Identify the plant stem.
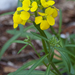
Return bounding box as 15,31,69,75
34,11,38,17
42,40,48,54
51,69,58,75
41,39,50,62
58,9,62,38
51,63,62,75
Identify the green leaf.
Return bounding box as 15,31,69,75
18,44,28,54
65,44,75,47
7,30,40,40
6,30,18,34
24,25,34,32
55,47,72,74
6,25,40,40
50,50,54,62
52,58,62,64
21,33,40,40
59,51,71,74
19,24,24,33
56,47,75,58
45,65,50,75
44,30,52,39
26,54,49,75
8,60,37,75
6,30,19,34
0,32,21,60
8,70,54,75
12,40,29,44
70,64,75,75
0,12,15,16
31,32,48,41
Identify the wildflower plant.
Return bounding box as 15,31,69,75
0,0,75,75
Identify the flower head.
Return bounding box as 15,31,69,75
35,7,58,30
40,0,55,8
22,0,38,12
13,7,30,28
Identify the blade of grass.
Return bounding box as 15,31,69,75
8,70,54,75
12,40,29,44
26,54,49,75
0,12,14,16
18,44,28,54
65,44,75,47
45,64,50,75
9,60,37,75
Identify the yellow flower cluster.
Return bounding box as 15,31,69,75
13,7,30,28
13,0,58,30
35,7,58,30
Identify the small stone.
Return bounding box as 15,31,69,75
11,43,16,49
0,36,7,41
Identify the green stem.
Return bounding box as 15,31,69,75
42,39,50,62
33,22,50,60
58,9,62,38
51,63,62,75
42,39,48,54
34,11,38,17
51,69,58,75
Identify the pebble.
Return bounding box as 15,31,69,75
0,36,7,41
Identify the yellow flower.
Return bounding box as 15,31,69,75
35,7,58,30
41,0,55,8
22,0,38,12
52,7,58,18
13,7,30,28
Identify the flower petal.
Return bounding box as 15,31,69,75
13,13,22,24
52,8,58,18
45,7,54,15
47,16,55,26
13,23,18,29
20,11,30,20
38,12,46,16
30,1,38,12
40,0,55,8
22,0,30,11
40,20,50,30
40,0,47,8
21,20,26,25
46,1,55,6
17,7,23,11
35,16,42,24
